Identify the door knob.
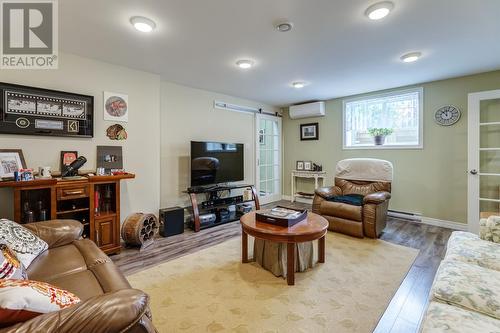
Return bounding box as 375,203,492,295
470,169,478,175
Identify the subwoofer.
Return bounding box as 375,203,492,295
159,207,184,237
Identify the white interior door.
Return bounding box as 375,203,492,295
468,89,500,234
255,113,282,205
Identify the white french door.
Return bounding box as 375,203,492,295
255,113,282,204
468,89,500,234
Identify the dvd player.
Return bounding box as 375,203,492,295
201,195,243,209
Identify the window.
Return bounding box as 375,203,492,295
343,88,423,149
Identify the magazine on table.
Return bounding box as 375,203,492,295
265,207,303,219
255,206,308,227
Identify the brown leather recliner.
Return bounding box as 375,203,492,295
312,158,393,238
1,219,156,333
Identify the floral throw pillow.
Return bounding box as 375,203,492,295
0,219,48,268
0,244,27,280
0,279,81,326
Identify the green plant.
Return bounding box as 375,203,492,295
368,128,394,137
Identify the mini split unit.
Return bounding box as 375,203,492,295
289,101,325,119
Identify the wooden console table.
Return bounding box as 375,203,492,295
0,174,135,255
187,184,260,232
291,170,327,202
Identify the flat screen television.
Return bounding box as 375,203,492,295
190,141,244,187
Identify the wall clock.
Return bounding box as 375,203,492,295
435,105,461,126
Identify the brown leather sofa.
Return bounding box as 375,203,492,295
1,219,156,333
312,158,393,238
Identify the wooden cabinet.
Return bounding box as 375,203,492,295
94,215,119,252
0,174,134,255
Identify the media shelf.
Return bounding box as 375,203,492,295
197,199,256,212
196,212,243,230
186,184,260,232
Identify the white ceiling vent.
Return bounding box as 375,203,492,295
289,101,325,119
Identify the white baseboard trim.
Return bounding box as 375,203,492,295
419,216,468,231
281,196,468,231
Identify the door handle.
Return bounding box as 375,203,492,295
470,169,478,175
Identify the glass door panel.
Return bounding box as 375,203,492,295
479,99,500,221
469,93,500,232
256,114,282,204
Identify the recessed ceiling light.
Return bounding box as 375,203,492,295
365,1,394,20
292,81,307,89
401,52,422,63
276,22,293,32
130,16,156,33
236,59,254,69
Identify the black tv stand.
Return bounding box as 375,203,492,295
186,184,260,232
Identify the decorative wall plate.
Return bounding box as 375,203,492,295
435,105,461,126
103,91,128,122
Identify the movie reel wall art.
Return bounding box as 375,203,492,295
0,82,94,138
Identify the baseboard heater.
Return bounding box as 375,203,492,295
388,209,422,222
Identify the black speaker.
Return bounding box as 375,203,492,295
159,207,184,237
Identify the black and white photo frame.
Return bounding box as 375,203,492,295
300,122,319,141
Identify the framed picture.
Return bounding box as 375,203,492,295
97,146,123,171
0,149,26,179
0,82,94,138
60,151,78,173
296,161,304,170
103,92,128,122
304,161,312,171
300,122,319,141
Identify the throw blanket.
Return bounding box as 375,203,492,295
327,194,364,206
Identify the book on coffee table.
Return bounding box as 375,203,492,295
255,206,307,227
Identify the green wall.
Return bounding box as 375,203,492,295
283,70,500,224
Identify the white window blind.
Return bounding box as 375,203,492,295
343,88,423,149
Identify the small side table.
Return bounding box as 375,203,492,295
291,170,327,202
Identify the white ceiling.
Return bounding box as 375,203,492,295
59,0,500,106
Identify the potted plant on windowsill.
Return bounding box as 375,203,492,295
368,128,394,145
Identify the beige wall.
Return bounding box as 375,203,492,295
160,81,279,208
283,70,500,224
0,53,161,221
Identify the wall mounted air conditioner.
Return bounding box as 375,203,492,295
289,101,325,119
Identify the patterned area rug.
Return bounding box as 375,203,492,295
128,232,418,333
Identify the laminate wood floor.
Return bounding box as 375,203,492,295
112,200,453,333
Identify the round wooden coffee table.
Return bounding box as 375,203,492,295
240,211,328,285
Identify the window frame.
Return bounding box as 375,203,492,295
342,87,424,150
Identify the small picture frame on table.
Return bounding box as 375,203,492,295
60,151,78,174
296,161,304,170
304,161,313,171
0,149,27,180
97,146,123,174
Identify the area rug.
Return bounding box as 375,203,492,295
127,232,418,333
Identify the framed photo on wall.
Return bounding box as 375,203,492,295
0,82,94,138
296,161,304,170
304,161,312,171
300,122,319,141
0,149,26,180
